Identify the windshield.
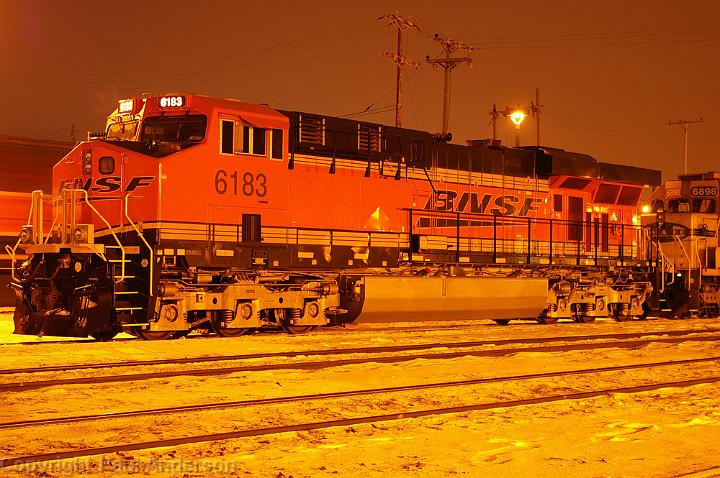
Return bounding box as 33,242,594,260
106,120,139,141
141,115,207,143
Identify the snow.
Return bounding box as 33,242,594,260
1,311,720,477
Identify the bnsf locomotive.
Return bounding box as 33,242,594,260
8,94,669,340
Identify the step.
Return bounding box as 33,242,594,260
115,307,144,311
109,259,131,263
114,291,140,295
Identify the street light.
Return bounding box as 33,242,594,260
503,107,528,147
509,110,526,126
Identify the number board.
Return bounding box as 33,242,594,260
665,188,681,199
158,96,185,108
690,183,718,197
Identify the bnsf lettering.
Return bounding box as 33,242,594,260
93,177,121,193
59,176,155,193
425,190,542,217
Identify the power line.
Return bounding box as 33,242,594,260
1,31,388,94
2,20,380,81
466,25,720,44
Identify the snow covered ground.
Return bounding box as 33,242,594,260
1,311,720,477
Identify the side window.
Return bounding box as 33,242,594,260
220,120,268,156
271,129,283,160
241,126,250,154
252,128,266,156
553,194,563,213
221,120,234,155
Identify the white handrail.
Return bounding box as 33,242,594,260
124,194,154,297
72,189,127,283
6,190,39,282
658,247,674,293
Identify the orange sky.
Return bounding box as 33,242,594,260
0,0,718,180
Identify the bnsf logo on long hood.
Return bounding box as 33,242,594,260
58,176,155,193
424,190,543,217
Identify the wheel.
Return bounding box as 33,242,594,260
571,304,595,323
609,304,631,322
135,329,176,340
536,313,559,325
574,315,596,323
276,309,314,334
209,310,254,337
492,319,511,326
90,329,119,341
281,323,314,334
213,326,254,337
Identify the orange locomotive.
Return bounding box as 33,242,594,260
9,94,660,339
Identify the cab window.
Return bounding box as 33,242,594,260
220,120,284,160
668,199,689,212
692,198,716,213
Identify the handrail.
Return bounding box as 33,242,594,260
674,235,692,291
657,245,675,293
5,242,20,282
72,189,127,283
695,239,703,292
44,198,60,244
124,194,154,297
6,190,38,282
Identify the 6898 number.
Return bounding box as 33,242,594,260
691,186,718,197
214,170,267,197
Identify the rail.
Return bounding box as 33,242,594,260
124,194,154,296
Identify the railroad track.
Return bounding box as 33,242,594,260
2,363,719,469
2,331,719,392
0,322,490,346
1,317,714,347
1,356,717,430
3,327,718,375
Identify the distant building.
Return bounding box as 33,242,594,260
0,135,74,307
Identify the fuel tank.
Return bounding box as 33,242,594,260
354,276,548,323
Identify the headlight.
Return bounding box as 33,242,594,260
19,226,33,244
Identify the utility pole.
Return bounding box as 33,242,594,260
668,118,703,174
530,88,543,147
490,104,500,141
426,34,472,137
379,13,420,128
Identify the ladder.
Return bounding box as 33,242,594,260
106,245,145,315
